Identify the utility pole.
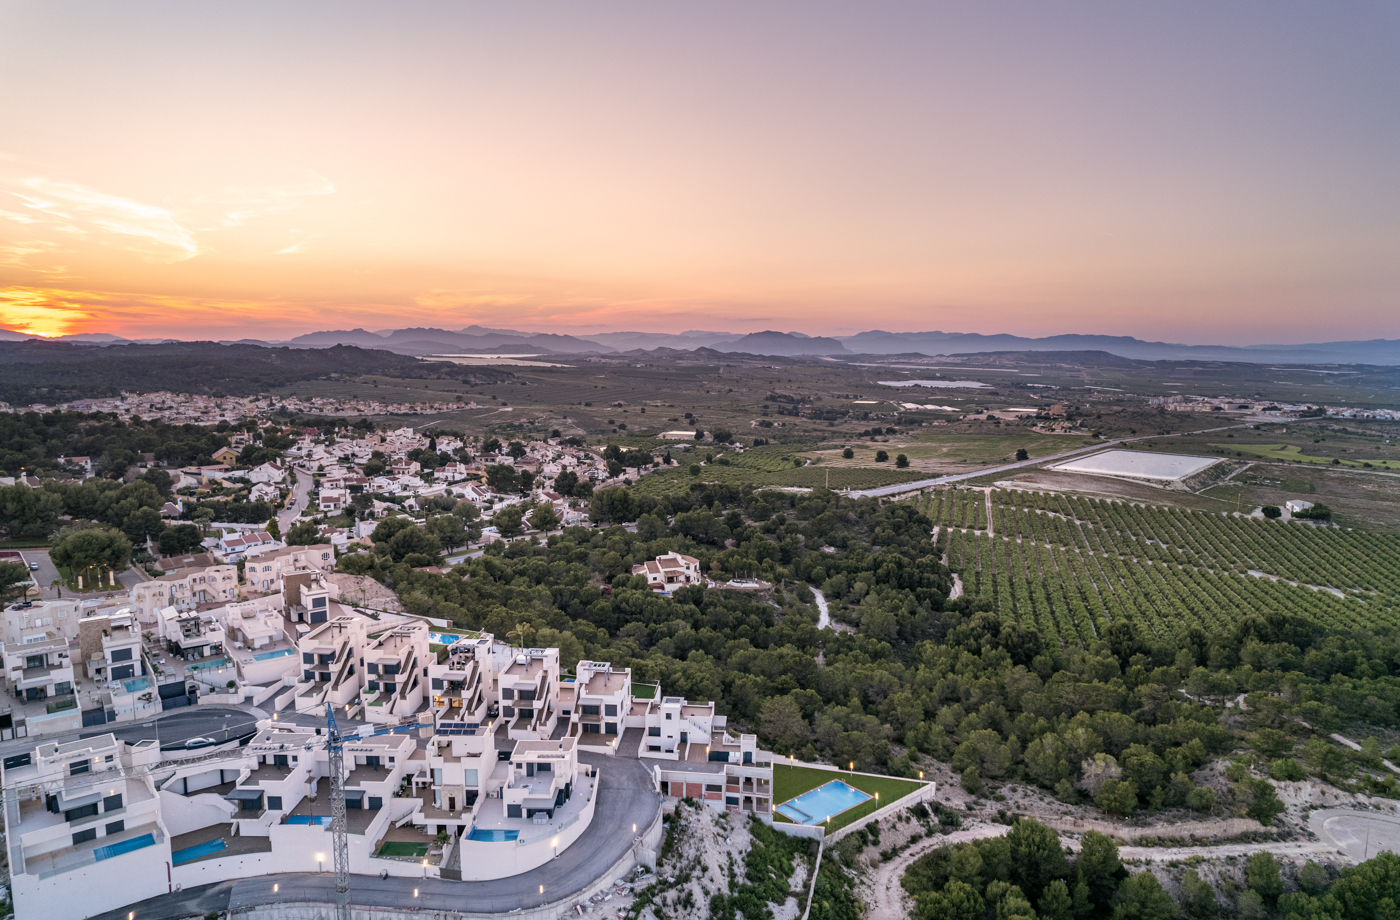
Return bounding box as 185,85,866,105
326,704,351,920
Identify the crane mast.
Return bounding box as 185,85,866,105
326,703,351,920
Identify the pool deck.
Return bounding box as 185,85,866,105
171,824,271,865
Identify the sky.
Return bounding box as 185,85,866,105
2,2,1399,344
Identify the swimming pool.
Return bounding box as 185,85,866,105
775,781,872,825
252,648,295,661
429,633,464,646
188,658,233,673
95,833,157,861
172,838,227,865
285,815,334,826
123,677,150,693
467,827,519,842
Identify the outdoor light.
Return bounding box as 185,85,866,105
414,889,419,898
274,884,279,893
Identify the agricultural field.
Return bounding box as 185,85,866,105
802,431,1090,474
916,487,1400,647
1212,442,1400,470
630,442,928,496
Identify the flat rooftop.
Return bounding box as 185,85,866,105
1050,449,1220,482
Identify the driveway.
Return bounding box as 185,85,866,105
18,549,62,599
89,750,661,920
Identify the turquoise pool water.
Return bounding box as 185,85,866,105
285,816,334,826
95,833,156,861
123,677,150,693
252,648,295,661
467,828,519,842
429,633,464,646
172,838,227,865
775,781,871,825
188,658,233,673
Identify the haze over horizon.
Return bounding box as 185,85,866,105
3,2,1399,344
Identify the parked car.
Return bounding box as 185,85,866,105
27,562,39,571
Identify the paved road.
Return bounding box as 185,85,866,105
848,424,1250,498
19,548,62,599
277,469,313,532
0,706,261,760
89,750,661,920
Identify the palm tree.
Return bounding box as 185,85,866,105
507,621,535,650
50,579,62,599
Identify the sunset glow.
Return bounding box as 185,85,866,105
3,2,1399,344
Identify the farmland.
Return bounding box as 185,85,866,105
917,487,1400,647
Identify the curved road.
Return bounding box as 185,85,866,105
848,424,1250,499
90,750,660,920
278,468,314,533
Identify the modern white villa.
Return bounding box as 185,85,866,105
1,620,776,920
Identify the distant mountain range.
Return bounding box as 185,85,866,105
5,324,1400,364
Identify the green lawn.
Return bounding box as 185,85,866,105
631,682,658,700
771,763,925,832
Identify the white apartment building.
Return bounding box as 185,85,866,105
129,559,238,626
496,646,560,741
2,633,75,703
77,609,145,682
243,543,335,593
361,622,430,724
1,598,81,646
1,733,167,920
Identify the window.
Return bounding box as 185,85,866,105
267,796,283,810
105,820,125,835
303,652,314,664
604,704,617,717
367,662,378,674
648,727,661,737
65,803,99,822
110,647,133,662
72,828,97,845
69,759,91,776
103,793,123,812
501,688,514,700
664,713,672,720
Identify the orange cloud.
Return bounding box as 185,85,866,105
0,288,96,337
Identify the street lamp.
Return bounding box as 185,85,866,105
316,853,325,871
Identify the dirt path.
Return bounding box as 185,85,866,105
864,824,1009,920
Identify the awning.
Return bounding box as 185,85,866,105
224,788,264,802
343,789,366,800
60,792,101,809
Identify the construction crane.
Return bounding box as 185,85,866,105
323,705,425,920
326,703,352,920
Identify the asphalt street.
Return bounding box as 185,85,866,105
0,706,261,760
89,748,662,920
278,469,314,533
18,548,61,599
848,423,1249,498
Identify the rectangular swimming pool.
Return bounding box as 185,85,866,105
172,838,227,865
123,677,150,693
429,633,464,646
285,816,334,826
467,828,519,842
252,648,295,661
775,780,872,825
95,833,157,861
